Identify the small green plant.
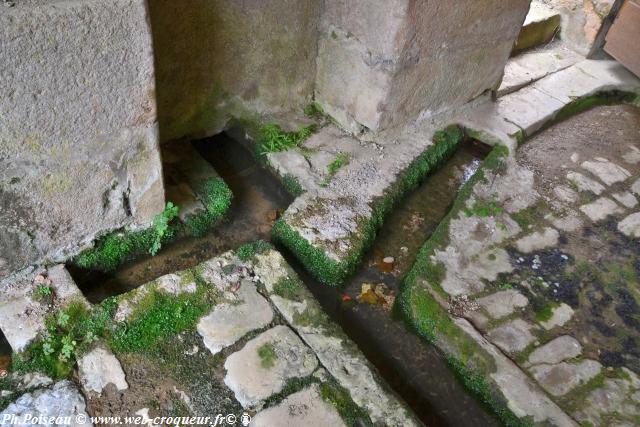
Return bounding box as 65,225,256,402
464,197,503,218
257,343,277,368
259,123,314,155
320,381,373,426
184,178,233,237
150,202,180,256
13,300,115,379
321,152,350,186
236,240,272,262
35,285,53,300
304,102,324,118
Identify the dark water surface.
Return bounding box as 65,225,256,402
70,134,499,426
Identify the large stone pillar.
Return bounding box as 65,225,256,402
0,0,164,279
148,0,323,142
316,0,532,133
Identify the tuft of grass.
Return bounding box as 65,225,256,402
259,123,315,155
13,299,116,379
236,240,273,262
273,125,464,286
257,343,277,369
321,152,351,187
304,102,325,118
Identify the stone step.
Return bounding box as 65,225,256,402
513,2,561,54
499,43,582,96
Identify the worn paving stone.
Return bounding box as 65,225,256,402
0,381,90,426
224,325,318,409
197,280,274,355
618,212,640,238
575,377,640,425
631,178,640,197
515,227,560,253
581,159,631,186
579,197,624,222
566,171,605,195
623,146,640,165
487,319,537,354
250,384,346,427
554,185,579,204
540,303,574,330
526,335,582,366
613,191,638,209
78,346,128,395
530,359,602,396
477,289,529,319
0,265,88,352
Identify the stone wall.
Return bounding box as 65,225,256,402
316,0,532,133
540,0,615,55
0,0,164,280
148,0,322,142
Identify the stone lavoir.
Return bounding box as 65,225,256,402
1,1,640,426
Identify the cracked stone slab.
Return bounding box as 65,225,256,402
567,171,605,195
530,359,602,396
0,381,90,426
487,319,536,354
515,227,560,253
224,325,318,409
250,384,346,427
633,179,640,197
251,250,420,426
580,197,624,222
618,212,640,238
0,265,88,352
197,280,274,355
477,290,529,319
540,303,574,330
526,335,582,367
581,159,631,186
78,346,128,395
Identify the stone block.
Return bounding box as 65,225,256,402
316,0,532,132
0,0,164,279
148,0,322,142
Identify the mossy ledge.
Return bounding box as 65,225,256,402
73,177,232,272
396,144,533,427
273,125,464,286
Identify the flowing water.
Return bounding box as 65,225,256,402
69,133,499,426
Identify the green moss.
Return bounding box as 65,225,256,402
282,174,304,197
511,202,549,231
13,299,117,379
273,277,304,301
0,375,18,410
74,179,232,272
273,125,464,286
236,240,272,262
258,123,315,155
184,177,233,237
320,381,373,426
535,302,558,322
304,102,325,118
110,286,215,353
446,357,534,427
257,343,277,369
464,197,503,218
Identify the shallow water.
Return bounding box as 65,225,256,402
286,142,500,427
71,133,498,426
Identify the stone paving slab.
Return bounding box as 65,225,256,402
223,325,318,409
197,279,274,355
77,346,128,396
250,384,346,427
0,265,88,352
0,381,91,426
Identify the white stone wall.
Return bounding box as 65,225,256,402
0,0,165,279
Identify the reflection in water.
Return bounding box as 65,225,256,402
70,134,498,426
